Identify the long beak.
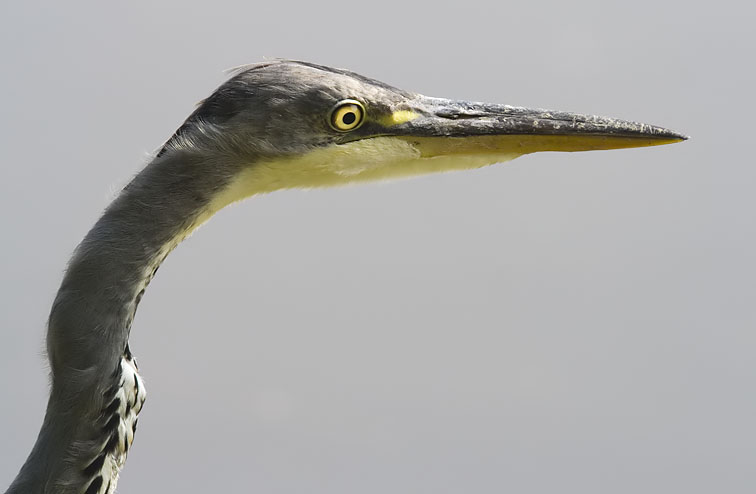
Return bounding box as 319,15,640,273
388,96,687,157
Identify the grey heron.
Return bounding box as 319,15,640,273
4,60,686,494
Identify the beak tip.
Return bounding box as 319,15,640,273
672,129,690,140
657,127,689,143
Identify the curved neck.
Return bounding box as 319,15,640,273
49,152,234,374
6,151,239,494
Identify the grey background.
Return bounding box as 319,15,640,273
0,1,753,493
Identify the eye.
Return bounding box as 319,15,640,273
329,99,365,132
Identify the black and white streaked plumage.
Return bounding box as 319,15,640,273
4,60,686,494
80,349,145,494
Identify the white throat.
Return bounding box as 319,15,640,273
208,136,521,212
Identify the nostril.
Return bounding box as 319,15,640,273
435,108,489,120
435,109,462,119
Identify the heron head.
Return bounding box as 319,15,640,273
160,60,686,194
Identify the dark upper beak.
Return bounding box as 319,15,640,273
385,96,687,155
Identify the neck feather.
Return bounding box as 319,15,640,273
6,151,238,494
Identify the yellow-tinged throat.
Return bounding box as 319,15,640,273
181,131,681,244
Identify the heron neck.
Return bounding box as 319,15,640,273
6,151,236,494
49,151,235,373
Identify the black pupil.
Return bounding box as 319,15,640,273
342,111,357,125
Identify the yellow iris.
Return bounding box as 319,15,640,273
330,100,365,131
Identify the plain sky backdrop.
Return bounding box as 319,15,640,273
1,1,753,493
